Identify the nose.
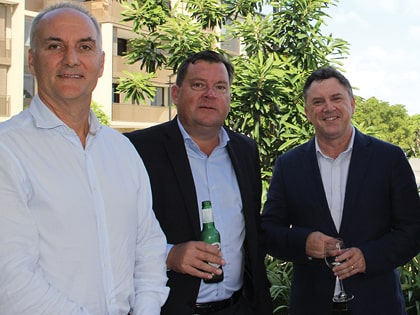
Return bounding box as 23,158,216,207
323,100,336,111
62,48,80,67
203,86,217,98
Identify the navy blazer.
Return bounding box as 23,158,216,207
125,118,272,315
262,129,420,315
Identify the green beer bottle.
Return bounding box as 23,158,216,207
200,200,223,283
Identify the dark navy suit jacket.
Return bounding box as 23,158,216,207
125,118,272,315
262,129,420,315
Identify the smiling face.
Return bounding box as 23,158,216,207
172,60,231,137
304,77,355,143
28,8,104,108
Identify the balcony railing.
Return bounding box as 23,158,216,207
0,95,10,117
112,103,176,125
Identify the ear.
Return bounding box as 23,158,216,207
28,49,36,77
171,84,179,104
98,51,105,78
304,104,312,123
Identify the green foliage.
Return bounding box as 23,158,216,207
229,51,313,177
224,0,263,19
185,0,227,29
120,0,171,32
352,97,420,157
120,0,170,73
265,256,292,314
228,13,276,57
91,101,110,126
120,0,219,75
123,36,167,73
411,116,420,157
155,15,219,73
117,71,157,105
226,0,348,182
240,0,349,70
399,254,420,315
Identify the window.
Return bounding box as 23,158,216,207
151,87,164,106
24,74,34,99
117,38,127,56
112,83,120,103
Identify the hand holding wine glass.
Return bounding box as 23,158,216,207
324,238,354,303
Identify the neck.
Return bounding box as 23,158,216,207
191,133,220,156
180,120,221,156
317,128,353,159
40,95,91,148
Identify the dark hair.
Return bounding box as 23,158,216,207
175,50,234,86
30,2,102,51
303,66,353,101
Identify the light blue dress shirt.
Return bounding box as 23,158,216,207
0,96,169,315
177,119,245,303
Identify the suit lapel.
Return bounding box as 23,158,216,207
340,130,372,234
163,120,202,238
225,134,248,208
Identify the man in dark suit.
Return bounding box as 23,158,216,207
125,50,272,315
262,66,420,315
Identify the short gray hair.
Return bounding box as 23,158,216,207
30,2,102,51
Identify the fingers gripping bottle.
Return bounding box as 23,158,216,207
200,200,224,283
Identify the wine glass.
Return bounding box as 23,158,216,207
324,238,354,303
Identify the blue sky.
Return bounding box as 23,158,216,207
322,0,420,115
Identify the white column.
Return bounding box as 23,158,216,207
7,0,25,117
93,22,114,120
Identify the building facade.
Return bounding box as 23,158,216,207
0,0,240,132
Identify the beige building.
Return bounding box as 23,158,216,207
0,0,240,132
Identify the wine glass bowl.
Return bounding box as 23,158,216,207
325,239,343,268
324,238,354,303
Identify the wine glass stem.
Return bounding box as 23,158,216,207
338,278,352,300
339,278,345,293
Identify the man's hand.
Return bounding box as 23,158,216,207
333,247,366,280
166,241,225,280
305,231,335,259
306,232,366,279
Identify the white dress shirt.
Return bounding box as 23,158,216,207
0,96,169,315
316,126,355,295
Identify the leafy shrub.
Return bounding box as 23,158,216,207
91,101,110,126
265,256,292,314
399,254,420,314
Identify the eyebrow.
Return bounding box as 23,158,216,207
190,78,229,85
310,97,323,103
45,36,97,44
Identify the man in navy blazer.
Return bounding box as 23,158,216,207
125,51,272,315
262,66,420,314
